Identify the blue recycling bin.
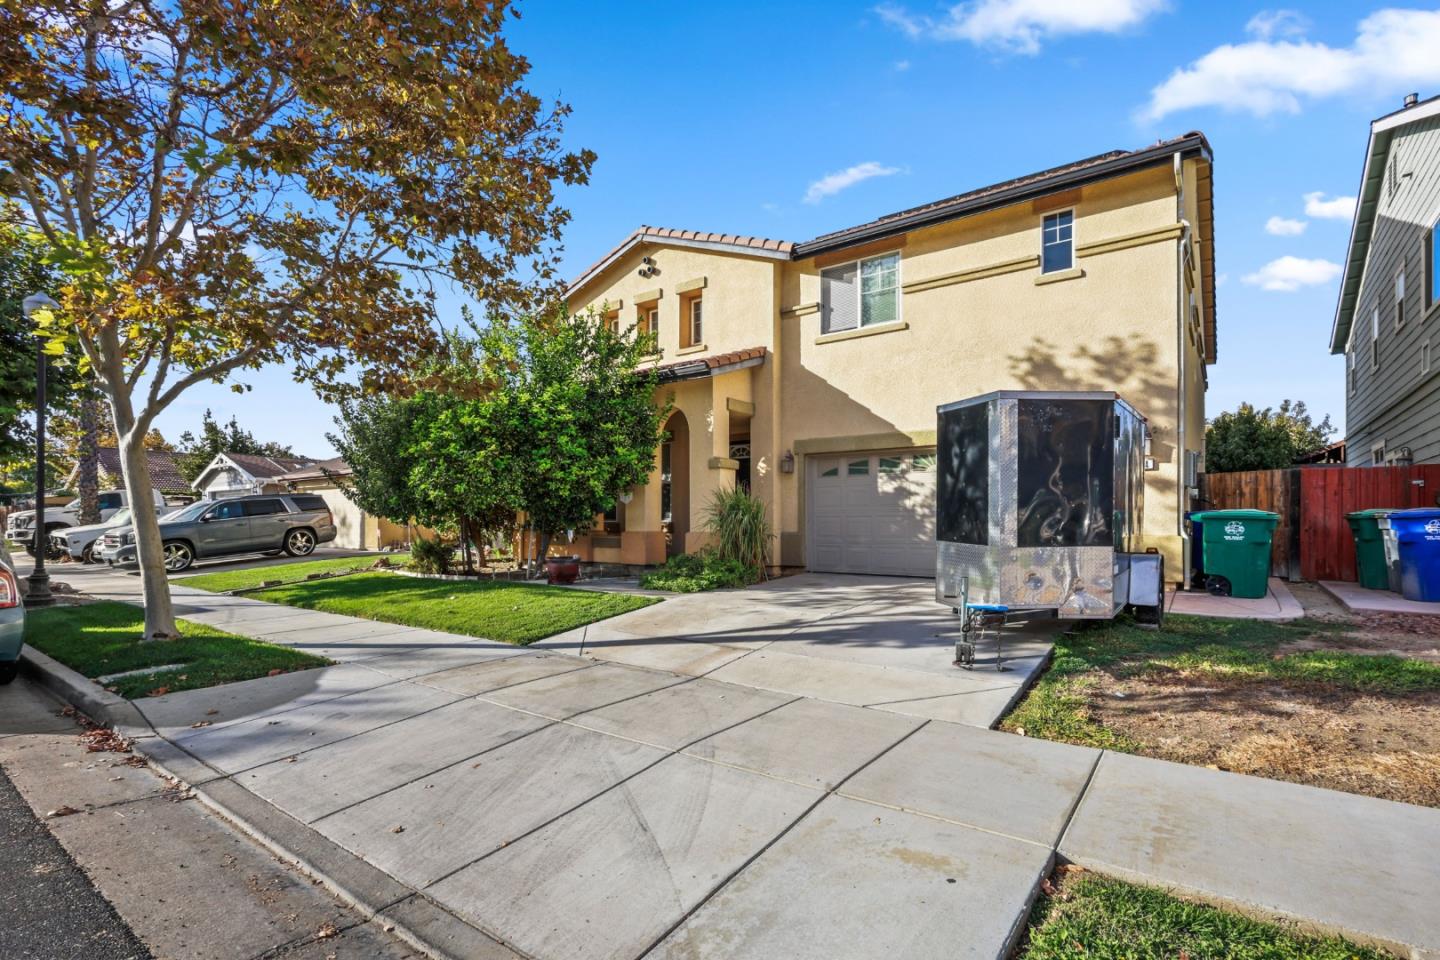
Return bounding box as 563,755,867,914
1389,508,1440,602
1186,511,1206,588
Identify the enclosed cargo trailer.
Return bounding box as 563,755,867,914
934,391,1165,665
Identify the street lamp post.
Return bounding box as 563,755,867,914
22,293,59,604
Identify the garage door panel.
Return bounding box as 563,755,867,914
807,451,936,578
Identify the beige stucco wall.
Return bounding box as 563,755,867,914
567,160,1212,578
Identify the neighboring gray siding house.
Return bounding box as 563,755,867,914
1331,93,1440,466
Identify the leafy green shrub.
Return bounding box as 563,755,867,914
704,486,773,572
409,535,454,575
640,551,753,593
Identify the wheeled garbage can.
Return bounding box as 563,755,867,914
1190,509,1279,599
1345,509,1394,591
1389,508,1440,603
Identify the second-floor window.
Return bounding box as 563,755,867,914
637,303,659,345
1427,217,1438,312
821,252,900,334
1371,305,1380,369
1395,265,1406,330
1042,210,1074,273
689,297,703,345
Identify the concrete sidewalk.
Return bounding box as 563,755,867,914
1167,577,1304,620
21,562,1440,959
1321,579,1440,615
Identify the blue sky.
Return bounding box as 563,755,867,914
153,1,1440,456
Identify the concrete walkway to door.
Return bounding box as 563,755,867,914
539,573,1055,728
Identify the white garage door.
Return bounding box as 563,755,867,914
807,450,937,577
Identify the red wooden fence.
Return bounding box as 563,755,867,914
1298,465,1440,582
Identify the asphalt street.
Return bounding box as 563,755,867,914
0,761,150,960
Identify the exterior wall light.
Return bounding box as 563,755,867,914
780,450,795,474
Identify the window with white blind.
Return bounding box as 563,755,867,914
821,251,900,334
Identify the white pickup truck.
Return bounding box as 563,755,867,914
4,488,168,558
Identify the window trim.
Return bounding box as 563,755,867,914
1422,337,1432,376
1371,305,1380,370
819,249,903,335
1426,213,1439,314
1372,441,1386,466
687,295,703,347
1040,208,1076,275
1395,263,1406,331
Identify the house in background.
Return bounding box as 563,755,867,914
1330,93,1440,466
192,452,315,499
564,133,1216,580
273,458,422,550
65,447,192,500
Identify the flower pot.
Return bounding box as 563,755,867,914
545,556,581,585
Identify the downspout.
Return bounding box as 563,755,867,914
1173,152,1191,590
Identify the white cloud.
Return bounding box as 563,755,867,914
1303,191,1357,221
894,59,912,71
1264,216,1307,236
803,162,902,204
876,0,1168,55
1143,8,1440,120
1245,9,1309,40
1242,256,1342,292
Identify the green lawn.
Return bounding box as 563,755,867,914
1021,872,1390,960
250,572,659,645
1003,613,1440,749
177,553,408,593
24,602,330,699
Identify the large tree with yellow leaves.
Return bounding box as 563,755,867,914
1,0,592,637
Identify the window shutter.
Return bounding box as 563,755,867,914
821,263,858,334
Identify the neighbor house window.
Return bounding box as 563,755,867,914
1395,265,1406,329
1427,218,1438,311
1372,442,1386,466
821,252,900,334
1423,338,1433,376
1041,210,1074,274
1371,305,1380,369
1348,350,1357,396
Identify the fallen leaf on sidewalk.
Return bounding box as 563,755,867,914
267,669,283,677
316,922,338,940
390,825,405,833
47,805,81,818
190,720,212,729
205,709,219,716
147,686,171,697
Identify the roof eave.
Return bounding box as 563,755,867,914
792,134,1213,260
565,232,791,304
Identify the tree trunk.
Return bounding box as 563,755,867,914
110,396,178,640
533,531,552,580
76,391,101,525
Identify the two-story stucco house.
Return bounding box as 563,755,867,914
564,133,1217,581
1330,93,1440,466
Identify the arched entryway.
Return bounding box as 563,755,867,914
662,410,690,556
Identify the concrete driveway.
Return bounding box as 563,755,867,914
21,562,1440,960
540,573,1055,728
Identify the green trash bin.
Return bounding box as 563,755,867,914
1190,509,1280,599
1345,509,1394,590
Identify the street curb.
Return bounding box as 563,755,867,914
19,645,156,739
187,778,522,960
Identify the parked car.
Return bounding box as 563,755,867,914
101,493,336,572
0,540,23,684
51,507,135,564
5,488,167,557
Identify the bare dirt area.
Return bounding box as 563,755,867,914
1088,672,1440,806
1286,582,1440,662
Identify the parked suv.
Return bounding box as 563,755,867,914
101,493,336,572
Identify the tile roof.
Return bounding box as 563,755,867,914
652,346,768,383
223,452,316,479
566,227,794,299
92,447,190,493
794,132,1211,255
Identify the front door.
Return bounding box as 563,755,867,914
197,500,251,555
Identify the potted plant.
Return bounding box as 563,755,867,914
544,554,581,584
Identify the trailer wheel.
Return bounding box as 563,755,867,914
1204,574,1232,597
